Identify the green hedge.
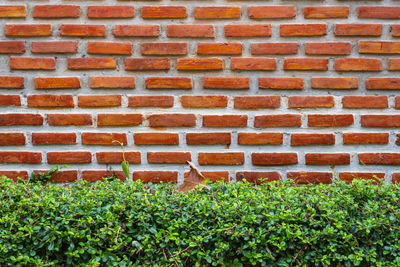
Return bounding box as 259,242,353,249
1,177,400,266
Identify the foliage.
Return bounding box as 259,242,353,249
28,165,67,185
1,178,400,266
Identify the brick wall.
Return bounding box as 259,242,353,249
0,0,400,184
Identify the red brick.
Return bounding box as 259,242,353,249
125,58,170,71
88,41,132,55
312,77,358,89
97,113,143,127
0,133,25,146
142,6,186,19
254,114,302,127
195,6,240,19
82,171,126,182
5,24,51,37
34,77,80,89
252,153,298,166
392,25,400,37
231,58,276,71
234,96,281,109
32,133,76,145
68,57,116,70
198,152,244,165
335,58,382,71
148,114,196,127
0,6,25,18
114,25,159,37
33,5,80,18
304,6,349,19
186,171,230,182
291,133,335,146
10,57,55,70
288,96,334,109
204,76,249,90
0,114,43,126
236,171,282,184
0,41,24,54
203,115,247,127
186,132,231,145
225,24,271,37
249,6,296,19
27,94,74,108
177,58,223,71
306,153,350,165
0,171,28,181
287,172,332,184
361,115,400,127
47,114,92,126
88,6,134,19
342,96,388,109
305,42,350,55
358,6,400,19
395,97,400,109
0,76,24,89
180,95,227,108
251,43,298,55
96,152,141,164
146,77,192,89
281,24,326,36
392,173,400,183
359,41,400,54
33,170,78,183
167,25,214,38
0,95,20,106
148,152,191,164
339,172,385,184
308,114,354,127
238,132,283,145
134,133,179,145
60,24,105,37
259,77,303,90
198,43,242,55
31,41,77,54
0,152,41,164
335,24,382,36
366,78,400,90
284,58,328,71
82,132,127,146
90,77,135,89
389,59,400,71
359,153,400,165
141,42,187,56
129,96,174,108
78,95,121,108
47,152,91,164
343,133,389,145
132,171,178,183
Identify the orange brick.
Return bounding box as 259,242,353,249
125,58,170,71
0,114,43,126
82,132,127,146
361,115,400,127
254,114,302,127
31,41,77,54
186,132,231,145
132,171,178,183
238,132,283,145
366,78,400,90
47,114,92,126
195,6,241,19
335,58,382,71
358,6,400,19
27,94,74,108
142,6,186,19
0,152,42,164
312,77,358,89
198,152,244,165
198,43,242,55
134,133,179,145
281,24,326,36
78,95,121,108
187,171,230,182
0,171,28,181
82,170,126,182
304,6,349,19
343,133,389,145
308,114,354,127
90,77,135,89
10,57,55,70
287,172,332,184
34,77,80,89
236,171,282,184
203,77,249,89
88,6,134,18
340,172,384,184
33,170,78,183
291,133,335,146
0,133,25,146
129,96,174,108
252,153,298,166
68,57,116,70
259,77,303,90
146,77,192,90
342,96,388,108
97,113,143,127
47,152,91,164
88,41,132,55
114,25,159,37
284,58,328,71
96,152,141,164
359,153,400,165
288,96,334,109
231,58,276,71
141,42,187,55
180,95,227,108
177,58,223,71
203,115,248,127
389,59,400,71
392,25,400,37
251,43,298,55
0,6,25,18
148,114,196,127
5,24,51,37
305,42,350,55
167,25,214,38
0,41,25,54
224,24,271,37
234,96,281,109
148,152,191,164
32,132,76,145
306,153,350,165
335,24,382,36
249,6,296,19
60,24,105,37
359,41,400,54
33,5,80,18
0,95,20,106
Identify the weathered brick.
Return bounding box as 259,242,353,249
141,42,187,56
187,171,230,182
0,133,25,146
142,6,186,19
148,114,196,127
47,114,92,126
132,171,178,183
177,58,223,71
27,94,74,108
90,77,135,89
0,41,25,54
0,152,42,164
342,96,388,108
225,24,271,37
359,41,400,54
33,5,80,18
148,152,191,164
167,25,214,38
0,95,21,106
335,24,382,36
306,153,350,165
254,114,302,127
236,171,282,184
203,115,247,127
88,41,132,55
284,58,328,71
252,153,298,166
60,24,105,37
359,153,400,165
361,115,400,127
392,25,400,37
0,171,28,181
198,152,244,165
0,76,24,89
203,77,249,89
33,170,78,183
305,42,351,55
238,132,283,145
287,172,332,184
114,25,159,37
234,96,281,109
198,43,242,55
281,24,326,36
358,6,400,19
249,6,296,19
134,133,179,145
195,6,240,19
97,113,143,127
47,152,91,164
146,77,192,89
35,77,80,89
5,24,51,37
343,133,389,145
0,6,25,18
82,132,127,146
0,114,43,126
10,57,55,70
186,132,231,145
339,172,384,183
125,58,170,71
88,6,134,18
259,77,303,90
68,58,116,70
366,78,400,90
389,59,400,71
231,58,276,71
288,96,334,109
251,43,298,55
304,6,349,19
31,41,78,54
308,114,354,127
312,77,358,89
180,95,227,108
82,171,126,182
291,133,335,146
78,95,121,107
32,133,76,145
335,58,382,72
96,152,141,164
129,96,174,108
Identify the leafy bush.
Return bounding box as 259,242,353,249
1,177,400,266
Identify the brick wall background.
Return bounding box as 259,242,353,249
0,0,400,184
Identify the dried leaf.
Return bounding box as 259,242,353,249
177,161,206,193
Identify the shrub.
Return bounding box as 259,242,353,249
1,177,400,266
